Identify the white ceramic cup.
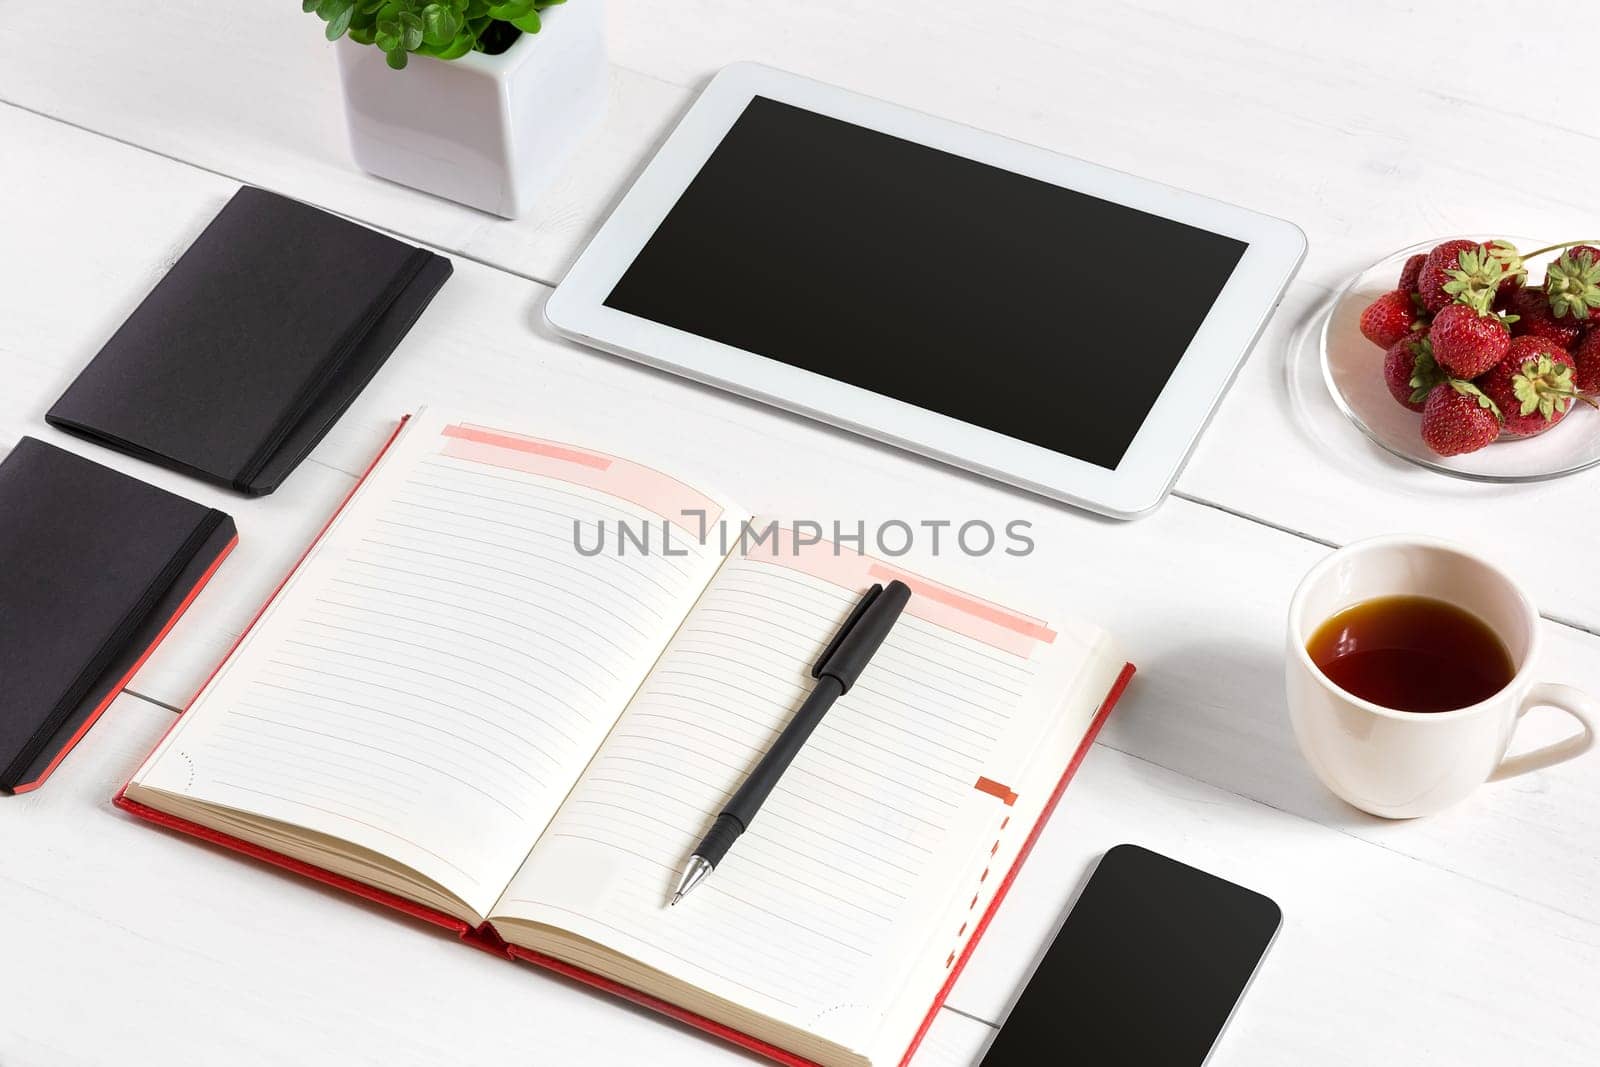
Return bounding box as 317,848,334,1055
1286,535,1597,818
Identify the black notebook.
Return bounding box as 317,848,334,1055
0,438,237,793
47,186,453,495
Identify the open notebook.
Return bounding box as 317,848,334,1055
119,411,1133,1067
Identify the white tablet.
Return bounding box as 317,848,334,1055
547,63,1306,518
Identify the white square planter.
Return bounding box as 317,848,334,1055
335,0,606,218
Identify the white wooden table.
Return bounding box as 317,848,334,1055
3,3,1599,1064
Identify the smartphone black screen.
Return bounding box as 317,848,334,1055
980,844,1280,1065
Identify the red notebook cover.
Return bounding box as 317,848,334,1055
113,417,1136,1067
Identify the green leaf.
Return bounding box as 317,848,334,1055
511,9,541,32
398,10,425,48
324,1,356,39
1483,239,1526,283
1441,247,1513,316
334,0,493,67
1545,251,1600,321
489,0,536,18
1407,338,1445,402
1510,355,1580,421
435,28,477,58
421,3,461,45
303,0,321,12
374,15,402,51
1513,376,1540,416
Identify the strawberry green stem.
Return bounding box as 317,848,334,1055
1519,240,1600,260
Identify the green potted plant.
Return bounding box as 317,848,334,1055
307,0,606,218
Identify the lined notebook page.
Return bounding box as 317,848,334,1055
494,525,1106,1054
132,413,741,920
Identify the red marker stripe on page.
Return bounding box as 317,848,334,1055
974,776,1017,805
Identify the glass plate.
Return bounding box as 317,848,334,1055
1320,237,1600,482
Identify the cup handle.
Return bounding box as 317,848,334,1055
1488,682,1599,782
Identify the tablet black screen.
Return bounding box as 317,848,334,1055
604,96,1248,470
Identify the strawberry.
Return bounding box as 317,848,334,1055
1420,380,1503,456
1504,284,1585,348
1419,239,1523,314
1418,240,1478,313
1430,303,1510,377
1397,253,1428,293
1476,337,1580,437
1359,289,1421,348
1545,244,1600,323
1384,334,1443,411
1574,329,1600,393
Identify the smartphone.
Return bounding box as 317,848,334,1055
978,844,1280,1065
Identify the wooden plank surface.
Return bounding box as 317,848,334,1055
3,2,1600,1063
6,4,1600,635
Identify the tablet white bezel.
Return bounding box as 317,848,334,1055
546,62,1306,518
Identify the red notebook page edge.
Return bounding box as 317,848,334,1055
897,660,1137,1067
11,532,240,794
506,943,820,1067
112,788,474,939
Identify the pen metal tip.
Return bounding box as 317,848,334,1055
672,854,712,907
670,892,682,906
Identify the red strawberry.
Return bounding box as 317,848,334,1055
1420,380,1503,456
1418,239,1523,314
1505,285,1585,348
1574,329,1600,393
1430,303,1510,377
1545,245,1600,323
1418,239,1478,313
1359,289,1421,348
1383,335,1442,411
1566,244,1600,267
1476,337,1580,437
1397,253,1427,293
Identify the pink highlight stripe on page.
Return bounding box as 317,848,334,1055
867,564,1057,645
439,423,723,532
442,424,611,469
748,525,1055,658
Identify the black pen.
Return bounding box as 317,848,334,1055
671,579,912,905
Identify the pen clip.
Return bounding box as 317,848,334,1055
812,583,883,679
